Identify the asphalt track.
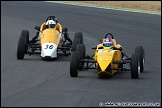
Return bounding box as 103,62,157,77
1,1,161,107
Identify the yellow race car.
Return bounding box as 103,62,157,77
70,33,145,79
17,16,82,59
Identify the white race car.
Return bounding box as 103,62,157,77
17,16,83,59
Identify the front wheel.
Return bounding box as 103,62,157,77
131,53,140,79
135,46,145,72
76,44,86,60
76,44,86,70
17,30,29,59
70,51,79,77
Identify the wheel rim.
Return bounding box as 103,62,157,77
138,61,140,75
143,58,145,66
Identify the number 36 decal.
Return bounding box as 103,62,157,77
44,45,53,49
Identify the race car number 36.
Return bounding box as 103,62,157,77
44,44,53,49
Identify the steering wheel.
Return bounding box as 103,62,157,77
46,16,57,22
104,33,114,39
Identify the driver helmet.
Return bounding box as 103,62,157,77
46,20,56,28
103,38,113,47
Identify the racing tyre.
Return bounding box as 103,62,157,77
135,46,145,72
75,32,83,44
131,53,140,79
17,30,29,59
71,38,80,51
70,51,79,77
76,44,86,60
76,44,86,70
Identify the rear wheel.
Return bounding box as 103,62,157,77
70,51,79,77
71,38,80,51
131,53,140,79
135,46,145,72
75,32,83,44
17,30,29,59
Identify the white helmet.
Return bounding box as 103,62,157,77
46,20,56,28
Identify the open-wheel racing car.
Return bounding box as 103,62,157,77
70,33,145,79
17,16,83,59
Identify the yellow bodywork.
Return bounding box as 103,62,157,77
39,22,63,45
94,43,122,75
40,29,59,45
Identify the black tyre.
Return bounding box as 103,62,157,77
76,44,86,70
75,32,83,44
135,46,145,72
71,38,80,51
70,51,79,77
17,30,29,59
131,53,140,79
76,44,86,60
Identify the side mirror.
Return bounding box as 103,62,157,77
92,46,97,49
113,47,122,51
98,46,103,49
62,28,68,34
35,26,40,31
62,28,68,31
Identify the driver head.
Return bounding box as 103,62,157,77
46,20,56,28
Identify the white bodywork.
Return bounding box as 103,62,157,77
41,42,58,58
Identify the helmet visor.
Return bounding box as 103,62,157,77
46,24,56,28
103,42,113,47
